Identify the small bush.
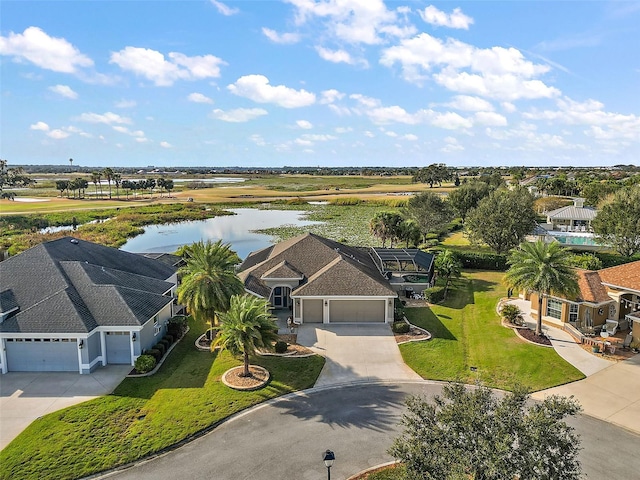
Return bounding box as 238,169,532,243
163,334,174,344
392,321,410,334
168,315,188,337
394,307,405,321
158,339,171,350
423,286,446,303
568,253,602,270
143,348,161,363
153,343,166,356
134,354,156,374
274,341,288,354
501,304,524,325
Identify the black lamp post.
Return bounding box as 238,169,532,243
323,449,335,480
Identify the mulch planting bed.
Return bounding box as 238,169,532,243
222,365,270,390
394,324,431,343
516,328,552,346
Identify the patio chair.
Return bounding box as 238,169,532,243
604,319,619,336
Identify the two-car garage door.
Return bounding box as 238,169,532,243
329,300,386,323
5,339,78,372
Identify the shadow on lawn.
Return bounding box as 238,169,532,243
408,308,457,341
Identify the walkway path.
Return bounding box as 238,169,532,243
297,324,422,387
506,298,611,376
99,382,640,480
506,298,640,435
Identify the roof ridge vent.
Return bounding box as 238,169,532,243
70,239,79,244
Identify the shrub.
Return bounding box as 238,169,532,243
423,286,446,303
392,321,410,334
134,354,156,374
394,307,405,321
454,251,508,271
501,304,524,325
163,334,174,344
568,253,602,270
153,343,166,356
158,339,171,350
274,341,288,354
143,348,161,363
168,315,188,337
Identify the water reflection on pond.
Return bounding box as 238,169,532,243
120,208,319,259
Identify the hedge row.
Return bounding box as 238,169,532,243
454,251,508,271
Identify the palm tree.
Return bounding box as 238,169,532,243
214,294,278,377
112,173,121,199
90,171,101,198
177,240,245,339
435,249,462,299
505,241,579,336
102,168,114,199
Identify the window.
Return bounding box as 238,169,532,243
569,304,579,323
154,316,161,336
546,298,562,319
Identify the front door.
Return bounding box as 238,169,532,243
272,286,291,309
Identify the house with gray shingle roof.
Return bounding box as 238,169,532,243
0,237,179,374
238,233,434,324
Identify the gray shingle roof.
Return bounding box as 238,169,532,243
0,237,177,334
238,233,395,298
261,261,303,280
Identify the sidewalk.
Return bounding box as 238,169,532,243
505,298,612,376
506,298,640,435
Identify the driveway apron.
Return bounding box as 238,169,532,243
297,324,422,387
0,365,130,450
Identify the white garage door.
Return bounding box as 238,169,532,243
5,338,78,372
106,332,131,364
303,299,323,323
330,300,386,323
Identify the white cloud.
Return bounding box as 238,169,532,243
350,93,382,109
367,105,430,125
420,6,474,30
431,111,473,129
328,104,351,116
402,134,418,141
227,75,315,108
441,136,464,153
30,121,50,131
47,129,70,139
0,26,93,73
262,28,300,44
288,0,413,45
211,107,268,122
295,138,313,146
315,46,367,67
296,120,313,129
385,130,398,137
135,137,149,143
115,99,137,108
249,134,267,146
48,84,78,99
523,97,640,140
320,89,345,104
335,126,353,133
474,111,508,127
444,95,493,112
160,141,172,148
210,0,239,16
188,92,214,104
501,102,517,113
110,47,226,86
76,112,132,125
364,131,375,138
380,33,558,101
113,126,145,137
300,133,337,141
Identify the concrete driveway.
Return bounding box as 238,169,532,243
0,365,130,450
297,324,422,387
532,353,640,435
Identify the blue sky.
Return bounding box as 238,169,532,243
1,0,639,168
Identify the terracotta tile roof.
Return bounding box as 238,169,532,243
598,260,640,293
575,270,611,304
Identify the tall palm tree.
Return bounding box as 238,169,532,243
112,172,121,199
435,249,462,299
505,241,579,336
214,294,278,377
90,171,101,198
177,240,245,339
102,168,114,199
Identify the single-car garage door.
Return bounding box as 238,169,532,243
330,299,386,323
303,299,323,323
106,332,131,364
5,338,78,372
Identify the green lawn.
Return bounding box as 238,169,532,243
401,270,585,392
0,318,325,480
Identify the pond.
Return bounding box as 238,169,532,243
119,208,321,259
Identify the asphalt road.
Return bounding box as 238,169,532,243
97,382,640,480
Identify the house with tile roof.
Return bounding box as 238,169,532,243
525,260,640,344
0,237,179,374
238,233,434,324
